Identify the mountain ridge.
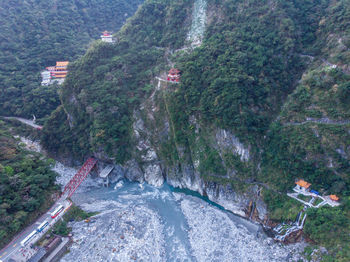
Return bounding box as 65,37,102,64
0,0,144,119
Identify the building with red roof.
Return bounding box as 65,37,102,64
167,68,180,82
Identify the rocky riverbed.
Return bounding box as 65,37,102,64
51,162,306,262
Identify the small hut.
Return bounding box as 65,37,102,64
294,179,311,193
329,195,339,202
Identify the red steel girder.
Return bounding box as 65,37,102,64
62,157,97,198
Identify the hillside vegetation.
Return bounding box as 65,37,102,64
0,121,57,248
42,0,195,161
42,0,350,260
0,0,144,119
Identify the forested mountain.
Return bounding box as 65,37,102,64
0,0,144,119
38,0,349,260
0,0,143,248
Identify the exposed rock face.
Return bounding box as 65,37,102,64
163,165,198,192
130,111,164,187
283,230,303,244
111,153,266,222
124,159,144,183
204,181,248,217
187,0,207,47
215,129,250,161
144,164,163,187
103,94,267,223
204,182,267,221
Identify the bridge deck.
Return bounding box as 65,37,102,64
99,165,114,178
62,157,97,198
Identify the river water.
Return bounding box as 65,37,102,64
50,163,305,262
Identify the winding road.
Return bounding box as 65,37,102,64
3,117,43,129
0,199,71,262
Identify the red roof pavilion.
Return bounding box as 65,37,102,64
167,68,180,82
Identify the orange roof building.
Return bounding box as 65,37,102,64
295,179,311,189
56,61,69,67
55,61,69,71
54,72,67,78
42,61,69,84
329,195,339,201
52,61,69,78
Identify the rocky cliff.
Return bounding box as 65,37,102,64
114,88,267,220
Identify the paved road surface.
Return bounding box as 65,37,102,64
3,117,43,129
0,199,71,262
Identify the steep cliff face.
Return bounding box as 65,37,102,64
123,76,266,219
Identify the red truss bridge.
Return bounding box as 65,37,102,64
62,157,98,198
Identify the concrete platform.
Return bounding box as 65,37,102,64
99,165,114,178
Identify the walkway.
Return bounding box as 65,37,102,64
274,210,307,241
155,77,180,85
288,188,340,208
287,193,328,208
99,165,114,178
274,187,340,241
284,117,350,127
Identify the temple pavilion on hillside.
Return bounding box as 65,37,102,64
329,195,339,202
294,179,311,193
41,61,69,85
51,61,69,79
101,31,114,43
167,68,180,82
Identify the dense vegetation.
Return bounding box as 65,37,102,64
0,120,57,248
42,0,195,161
177,0,321,145
0,0,144,119
304,200,350,261
41,0,349,260
260,1,350,259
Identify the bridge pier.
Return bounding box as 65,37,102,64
102,176,110,187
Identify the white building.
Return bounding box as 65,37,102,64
41,71,51,86
101,31,114,43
